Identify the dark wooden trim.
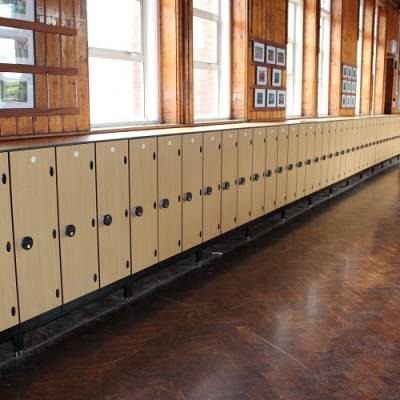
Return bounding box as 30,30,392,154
0,17,77,36
0,107,78,118
0,64,78,76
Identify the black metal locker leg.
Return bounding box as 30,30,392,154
308,197,312,207
124,282,133,301
195,250,202,263
245,228,250,240
281,210,286,221
12,327,24,357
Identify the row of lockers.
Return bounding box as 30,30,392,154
1,116,400,334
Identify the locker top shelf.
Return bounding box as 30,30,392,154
0,114,395,153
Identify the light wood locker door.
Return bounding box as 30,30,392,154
237,129,253,226
182,133,203,251
304,124,316,196
314,123,323,190
296,124,307,200
96,141,131,287
0,153,19,332
158,135,182,261
328,122,337,185
251,128,266,220
130,138,158,273
203,131,222,242
286,125,298,204
354,121,361,173
10,148,61,323
340,122,349,178
265,127,278,214
57,144,99,304
320,123,330,188
335,122,343,182
221,130,238,233
345,122,353,177
276,126,289,208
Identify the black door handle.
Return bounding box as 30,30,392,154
204,186,213,195
238,177,246,185
184,192,193,202
103,214,112,226
266,170,273,177
160,198,170,209
65,224,76,237
313,157,319,163
296,161,303,168
21,236,33,251
134,206,144,217
305,159,311,165
321,155,327,160
222,181,230,190
276,167,283,174
287,164,294,171
253,173,260,181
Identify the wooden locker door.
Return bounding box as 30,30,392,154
10,148,62,323
203,131,222,242
265,127,278,214
0,153,19,332
96,141,131,287
182,133,203,251
296,124,307,200
221,131,238,233
286,125,298,204
130,138,158,273
304,124,316,196
328,122,337,185
57,144,99,304
251,128,266,220
237,129,253,226
354,121,361,173
158,135,182,261
320,123,330,188
346,121,353,177
276,126,289,209
314,123,323,190
335,122,343,182
340,121,349,179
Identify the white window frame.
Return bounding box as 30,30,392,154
318,0,331,116
287,0,304,117
193,0,230,121
88,0,159,128
356,0,364,114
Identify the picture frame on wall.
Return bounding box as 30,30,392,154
0,72,34,109
272,68,282,87
277,90,286,108
346,95,352,108
276,48,286,67
253,41,265,63
343,65,348,78
266,45,276,65
256,66,268,85
267,89,277,108
341,95,347,108
352,81,357,94
0,0,35,22
254,88,266,108
352,67,357,80
342,80,347,94
351,96,356,108
0,27,35,65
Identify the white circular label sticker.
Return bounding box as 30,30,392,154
168,141,172,146
141,144,146,150
31,156,37,164
73,151,79,158
111,146,116,153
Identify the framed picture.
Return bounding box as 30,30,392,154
342,80,347,94
0,27,34,65
272,68,282,87
276,48,286,67
352,67,357,80
0,0,35,22
0,72,34,109
266,45,276,65
346,95,352,108
256,66,268,85
351,96,356,108
267,89,277,108
342,65,348,78
253,41,265,63
277,90,286,108
341,95,347,108
352,81,357,94
254,88,266,108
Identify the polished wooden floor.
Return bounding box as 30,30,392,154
2,167,400,399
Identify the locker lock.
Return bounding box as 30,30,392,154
305,160,311,166
21,236,33,251
253,173,260,181
321,155,327,161
313,157,319,163
328,153,333,158
222,181,230,190
160,198,170,209
287,164,294,171
65,224,76,237
238,177,246,185
266,170,273,177
184,192,193,202
296,161,303,168
276,167,283,174
103,214,113,226
134,206,144,217
204,186,213,196
335,152,339,157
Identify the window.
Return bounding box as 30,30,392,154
356,0,364,114
87,0,159,127
371,5,379,113
287,0,304,117
318,0,331,115
193,0,230,120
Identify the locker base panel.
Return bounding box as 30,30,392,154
0,156,399,367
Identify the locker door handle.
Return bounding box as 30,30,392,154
21,236,33,251
328,153,333,158
160,198,170,209
356,146,360,150
313,157,319,163
184,192,193,202
238,177,246,185
65,225,76,237
305,160,311,165
275,167,283,174
266,170,273,177
253,173,260,181
352,147,355,152
321,155,327,160
341,150,345,155
103,214,113,226
204,186,213,196
296,161,303,168
335,152,339,157
222,181,230,190
287,164,294,171
134,206,144,217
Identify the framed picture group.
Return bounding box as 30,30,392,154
254,88,286,109
253,40,286,68
341,64,357,109
0,0,36,110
